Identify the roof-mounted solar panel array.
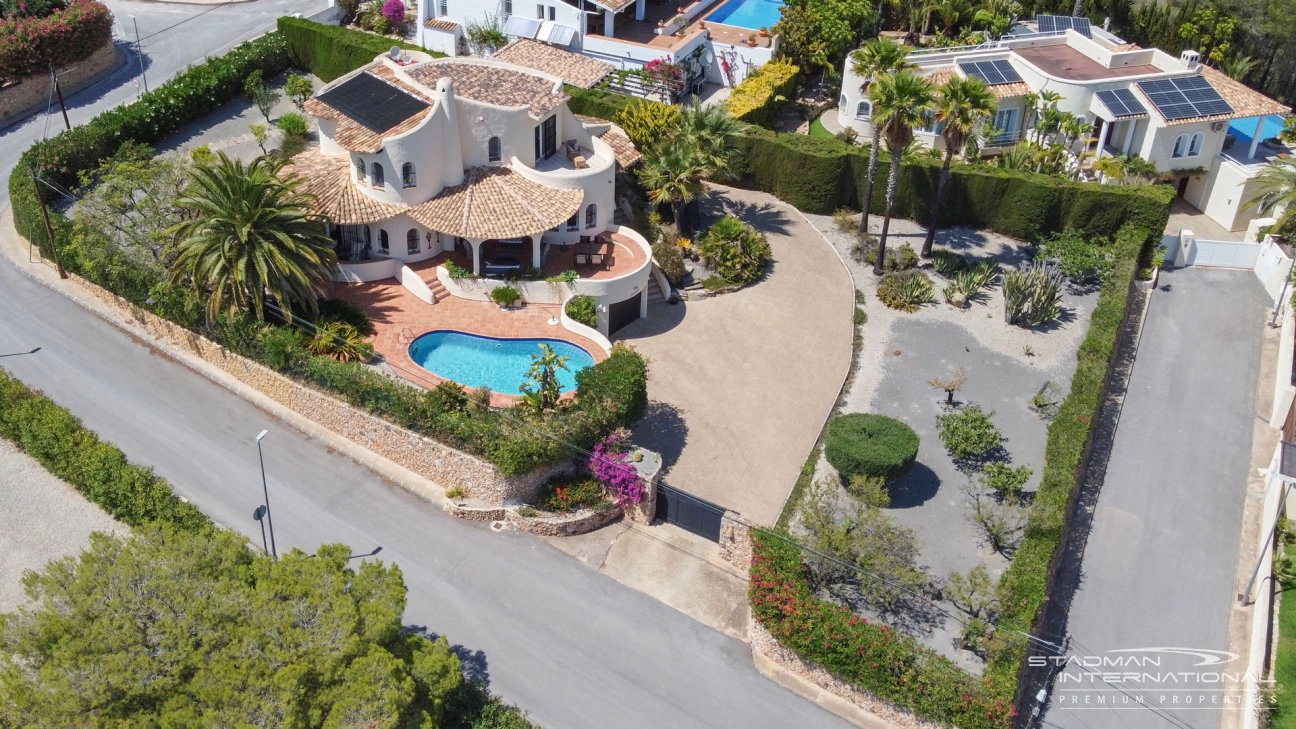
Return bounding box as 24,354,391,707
957,59,1022,85
315,72,431,133
1136,76,1233,121
1036,14,1093,37
1095,88,1148,118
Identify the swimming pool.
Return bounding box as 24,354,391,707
408,331,594,395
706,0,784,30
1229,115,1284,144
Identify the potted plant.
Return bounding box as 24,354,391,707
490,285,522,309
747,33,757,46
758,25,768,37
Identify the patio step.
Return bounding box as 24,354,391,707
646,276,666,304
427,278,448,303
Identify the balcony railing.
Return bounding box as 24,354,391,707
987,129,1024,146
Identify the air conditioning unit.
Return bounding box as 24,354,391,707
1211,121,1226,132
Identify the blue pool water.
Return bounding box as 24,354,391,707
706,0,784,30
1229,115,1284,144
408,331,594,395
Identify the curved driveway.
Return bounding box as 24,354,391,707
617,185,856,525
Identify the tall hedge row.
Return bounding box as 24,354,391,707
278,16,436,82
724,58,799,127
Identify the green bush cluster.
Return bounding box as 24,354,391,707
876,270,934,312
0,367,210,531
651,240,687,287
277,16,433,82
824,413,919,482
564,294,598,328
724,58,799,127
750,531,1012,728
936,405,1004,463
535,474,607,513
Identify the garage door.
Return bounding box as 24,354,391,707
607,291,641,335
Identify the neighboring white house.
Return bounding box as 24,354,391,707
838,15,1292,232
414,0,779,88
292,51,657,336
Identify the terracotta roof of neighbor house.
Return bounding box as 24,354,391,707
1197,65,1291,122
990,82,1032,99
576,114,611,125
285,149,405,225
492,39,612,88
923,68,956,87
405,61,568,118
408,166,583,239
304,67,434,153
423,17,458,31
589,0,635,11
598,129,641,167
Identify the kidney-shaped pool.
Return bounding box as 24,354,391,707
408,331,595,395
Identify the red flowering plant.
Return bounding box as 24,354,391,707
0,0,112,81
536,475,607,513
749,530,1015,729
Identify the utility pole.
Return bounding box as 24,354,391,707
130,16,147,94
49,65,69,131
28,165,66,279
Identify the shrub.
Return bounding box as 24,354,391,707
614,98,680,149
876,270,934,312
2,0,65,18
725,58,799,127
0,367,209,531
1004,261,1064,328
0,0,112,81
936,405,1004,465
315,297,374,335
304,320,373,363
1036,228,1115,285
574,342,648,428
651,240,687,286
824,413,919,482
847,473,891,507
278,111,309,138
697,215,771,285
564,294,598,328
981,462,1033,502
278,16,431,83
381,0,405,27
490,286,521,307
535,474,608,513
865,242,918,272
285,73,313,108
931,249,968,276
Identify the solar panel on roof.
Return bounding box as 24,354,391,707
315,72,430,133
958,59,1021,85
503,15,541,38
1135,75,1233,121
1036,14,1092,37
1096,88,1147,118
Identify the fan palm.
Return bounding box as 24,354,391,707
850,37,915,234
922,76,996,257
169,153,337,325
1245,158,1296,232
638,140,708,235
1220,55,1257,81
675,99,743,183
870,70,936,276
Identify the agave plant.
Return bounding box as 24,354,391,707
305,319,374,363
1003,262,1064,328
877,270,935,312
931,249,968,276
965,260,1001,290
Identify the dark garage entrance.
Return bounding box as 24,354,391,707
607,291,641,336
656,483,726,541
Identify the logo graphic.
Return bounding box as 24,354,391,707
1106,647,1240,667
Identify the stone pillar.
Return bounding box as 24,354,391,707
531,235,542,269
1121,119,1136,155
1249,115,1266,159
604,8,614,37
635,0,645,21
471,238,482,274
719,510,752,571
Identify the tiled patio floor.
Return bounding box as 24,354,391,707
330,279,608,407
402,233,645,282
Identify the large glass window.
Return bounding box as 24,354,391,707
1172,134,1187,158
1188,132,1204,157
407,229,420,254
378,229,388,253
402,162,415,188
585,204,597,229
371,163,385,188
855,100,871,119
566,213,579,232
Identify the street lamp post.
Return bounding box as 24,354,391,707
130,16,147,94
253,504,270,556
256,429,277,559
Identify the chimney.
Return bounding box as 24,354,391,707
1180,49,1200,71
435,77,465,187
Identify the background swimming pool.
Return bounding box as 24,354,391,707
706,0,784,30
1229,115,1285,144
408,331,594,395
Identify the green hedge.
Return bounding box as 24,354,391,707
725,58,799,127
988,224,1146,686
750,530,1012,728
278,16,438,82
0,367,210,532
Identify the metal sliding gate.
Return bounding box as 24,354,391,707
656,482,726,542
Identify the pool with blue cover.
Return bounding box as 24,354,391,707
706,0,784,30
408,331,594,395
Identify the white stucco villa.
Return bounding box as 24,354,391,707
291,51,662,338
838,15,1292,233
415,0,780,89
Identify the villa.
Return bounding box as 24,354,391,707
289,50,664,370
415,0,781,90
838,15,1292,233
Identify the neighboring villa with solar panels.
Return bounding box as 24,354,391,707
414,0,781,90
838,14,1292,232
288,49,663,339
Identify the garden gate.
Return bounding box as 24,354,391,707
656,483,726,542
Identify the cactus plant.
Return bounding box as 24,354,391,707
1003,261,1064,328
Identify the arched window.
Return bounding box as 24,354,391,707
566,213,579,232
407,229,420,254
488,136,502,162
585,203,597,229
1172,134,1188,158
402,162,416,188
838,93,848,112
1188,132,1204,157
378,229,389,253
355,157,366,182
855,100,871,119
371,162,385,188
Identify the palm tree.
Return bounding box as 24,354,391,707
870,70,936,276
169,153,338,325
921,76,996,257
851,37,915,234
1220,55,1258,81
1245,158,1296,232
638,140,708,235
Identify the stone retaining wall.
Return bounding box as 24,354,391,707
719,511,752,569
69,273,565,505
505,503,623,536
0,42,121,129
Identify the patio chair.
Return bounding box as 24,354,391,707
575,254,589,265
590,253,604,266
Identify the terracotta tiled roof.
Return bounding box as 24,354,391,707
589,0,634,11
408,166,583,239
284,149,404,225
492,39,612,88
303,67,434,153
1197,65,1290,122
423,17,458,31
405,61,568,119
598,130,641,167
923,68,956,87
990,82,1032,99
576,114,610,125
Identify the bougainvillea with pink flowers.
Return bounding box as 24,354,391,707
589,433,643,507
381,0,405,28
0,0,112,80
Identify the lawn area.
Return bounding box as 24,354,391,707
809,114,834,138
1275,587,1296,727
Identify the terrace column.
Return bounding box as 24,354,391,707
1095,117,1112,156
635,0,645,21
604,9,614,36
532,235,542,269
1122,120,1136,155
1249,115,1266,159
471,239,482,275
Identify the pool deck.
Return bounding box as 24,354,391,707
329,279,607,408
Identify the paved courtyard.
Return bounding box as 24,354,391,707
615,185,856,526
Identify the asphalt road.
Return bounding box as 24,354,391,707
1046,268,1271,729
